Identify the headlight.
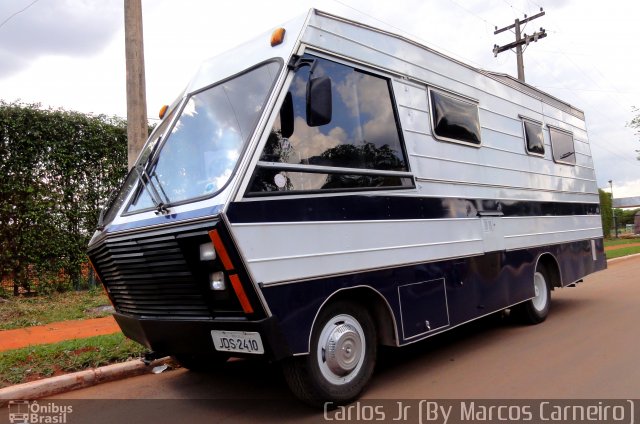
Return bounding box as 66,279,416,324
209,271,226,291
200,243,216,261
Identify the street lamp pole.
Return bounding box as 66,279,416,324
608,180,618,238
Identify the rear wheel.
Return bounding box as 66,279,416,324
515,266,551,324
282,301,377,407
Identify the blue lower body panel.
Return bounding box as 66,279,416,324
261,239,606,354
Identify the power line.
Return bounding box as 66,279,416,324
459,2,636,164
0,0,41,31
329,0,487,69
327,1,637,166
447,0,497,28
534,86,637,94
519,3,638,108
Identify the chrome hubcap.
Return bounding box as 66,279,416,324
325,323,362,376
532,272,548,312
317,314,366,385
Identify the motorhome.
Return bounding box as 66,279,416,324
88,9,606,406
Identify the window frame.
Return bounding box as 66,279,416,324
122,58,284,215
245,52,415,196
428,87,482,148
519,116,545,158
548,125,576,166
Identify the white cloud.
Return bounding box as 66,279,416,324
0,0,638,195
0,0,121,77
287,116,346,163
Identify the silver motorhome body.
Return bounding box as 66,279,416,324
88,9,605,408
227,10,600,286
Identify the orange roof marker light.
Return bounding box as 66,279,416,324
158,104,169,119
270,27,286,47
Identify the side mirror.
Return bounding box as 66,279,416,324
280,92,294,138
306,76,332,127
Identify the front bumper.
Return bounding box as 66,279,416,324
114,313,292,361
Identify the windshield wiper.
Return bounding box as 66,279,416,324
559,151,575,160
134,164,171,215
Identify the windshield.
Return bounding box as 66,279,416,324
127,60,281,212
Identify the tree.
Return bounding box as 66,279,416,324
0,101,128,294
629,106,640,160
598,189,612,237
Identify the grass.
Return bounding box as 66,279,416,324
0,289,112,330
0,289,149,389
0,333,147,388
604,236,640,260
604,237,640,248
606,245,640,260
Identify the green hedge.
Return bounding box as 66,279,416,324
599,189,612,237
0,101,128,295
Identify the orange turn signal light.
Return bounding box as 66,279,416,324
158,104,169,119
270,27,286,47
208,229,234,271
229,274,254,314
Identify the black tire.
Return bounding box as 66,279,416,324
515,265,551,325
172,352,229,372
282,300,377,408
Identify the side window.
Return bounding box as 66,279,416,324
429,89,481,146
522,118,545,156
248,54,412,194
549,126,575,165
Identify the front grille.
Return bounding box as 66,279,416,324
90,234,211,319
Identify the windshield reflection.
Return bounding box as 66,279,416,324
128,60,281,212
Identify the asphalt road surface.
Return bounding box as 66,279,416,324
27,256,640,423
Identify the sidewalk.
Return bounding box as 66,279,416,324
0,316,121,352
0,315,171,407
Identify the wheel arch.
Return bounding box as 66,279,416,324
535,252,562,288
306,285,399,353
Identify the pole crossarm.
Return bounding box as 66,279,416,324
492,8,547,82
493,10,545,35
492,29,547,55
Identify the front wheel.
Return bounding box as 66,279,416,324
515,266,551,325
282,301,377,407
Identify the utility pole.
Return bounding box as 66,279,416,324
609,180,619,238
493,8,547,82
124,0,148,170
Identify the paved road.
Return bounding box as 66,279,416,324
26,256,640,422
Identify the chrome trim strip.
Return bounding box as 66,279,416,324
255,161,413,178
410,152,597,184
246,237,483,264
414,177,598,196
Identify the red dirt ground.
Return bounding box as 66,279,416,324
0,316,120,352
604,242,640,251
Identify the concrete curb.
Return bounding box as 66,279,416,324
608,252,640,263
0,357,170,408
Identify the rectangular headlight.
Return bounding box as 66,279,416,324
210,271,226,291
200,243,216,261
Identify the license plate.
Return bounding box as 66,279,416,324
211,330,264,354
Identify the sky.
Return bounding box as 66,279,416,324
0,0,639,198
